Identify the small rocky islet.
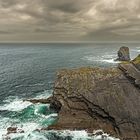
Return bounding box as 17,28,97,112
115,46,131,61
6,47,140,140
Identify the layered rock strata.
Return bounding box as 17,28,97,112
48,55,140,140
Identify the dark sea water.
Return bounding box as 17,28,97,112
0,43,139,140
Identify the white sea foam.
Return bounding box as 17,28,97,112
20,122,39,132
0,117,13,139
0,129,7,140
132,49,140,52
0,100,32,111
45,130,120,140
82,54,119,64
22,132,47,140
0,93,120,140
92,130,120,140
33,90,53,99
101,59,118,63
38,113,58,120
34,104,58,119
0,90,52,112
1,123,120,140
4,123,39,140
0,116,39,139
67,130,89,139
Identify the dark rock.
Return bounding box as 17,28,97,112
116,46,130,61
25,97,61,113
25,97,53,104
49,97,62,113
93,130,104,136
7,127,17,134
48,56,140,140
7,127,24,134
119,62,140,88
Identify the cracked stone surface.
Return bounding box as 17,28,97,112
48,55,140,140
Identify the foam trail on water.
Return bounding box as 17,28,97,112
132,49,140,52
0,117,14,139
35,110,58,120
43,130,120,140
4,123,39,140
0,91,120,140
82,54,119,64
0,89,52,112
101,59,118,63
0,100,32,111
32,90,53,99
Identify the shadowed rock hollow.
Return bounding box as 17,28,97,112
48,55,140,140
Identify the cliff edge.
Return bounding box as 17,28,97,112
48,54,140,140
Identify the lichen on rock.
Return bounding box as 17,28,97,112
132,54,140,70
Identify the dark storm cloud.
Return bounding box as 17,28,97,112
0,0,17,8
0,0,140,41
46,0,93,13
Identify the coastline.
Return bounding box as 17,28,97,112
1,46,139,140
46,54,140,140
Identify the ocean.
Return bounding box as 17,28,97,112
0,43,139,140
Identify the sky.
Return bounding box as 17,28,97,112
0,0,140,42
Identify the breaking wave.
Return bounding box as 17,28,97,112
0,93,120,140
82,54,119,64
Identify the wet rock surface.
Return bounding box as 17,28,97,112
7,127,24,134
48,55,140,140
25,98,52,104
116,46,131,61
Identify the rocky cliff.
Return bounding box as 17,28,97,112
48,55,140,140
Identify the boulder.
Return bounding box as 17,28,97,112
7,127,17,134
116,46,130,61
7,127,24,134
48,56,140,140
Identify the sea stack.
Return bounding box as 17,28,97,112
116,46,130,61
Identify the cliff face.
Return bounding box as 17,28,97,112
49,55,140,140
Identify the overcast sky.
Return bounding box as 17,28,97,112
0,0,140,42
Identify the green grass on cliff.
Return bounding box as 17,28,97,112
132,54,140,64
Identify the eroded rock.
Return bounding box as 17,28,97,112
116,46,130,61
25,98,52,104
48,56,140,140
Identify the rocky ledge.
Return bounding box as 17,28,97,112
47,54,140,140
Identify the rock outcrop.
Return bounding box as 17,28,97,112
132,54,140,70
116,46,131,61
25,98,52,104
7,127,24,134
48,55,140,140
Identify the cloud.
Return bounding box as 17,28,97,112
0,0,140,41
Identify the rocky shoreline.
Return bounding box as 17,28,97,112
5,47,140,140
46,52,140,140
